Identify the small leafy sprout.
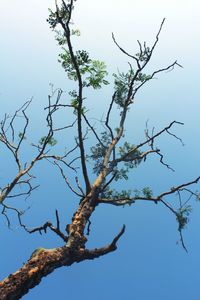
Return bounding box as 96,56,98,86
71,28,81,36
18,132,26,140
47,4,70,29
176,206,192,231
136,72,152,82
101,187,132,201
195,192,200,201
113,70,134,108
30,248,45,259
133,189,141,198
39,136,57,146
142,187,153,199
135,46,151,62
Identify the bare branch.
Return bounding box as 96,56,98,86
75,176,85,196
27,220,68,243
112,33,141,69
54,161,83,197
80,225,126,260
133,60,183,97
105,92,116,141
82,113,105,148
121,121,184,161
86,219,91,236
158,176,200,199
178,229,188,252
53,119,77,132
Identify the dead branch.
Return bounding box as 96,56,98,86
54,161,84,197
27,209,68,242
81,225,126,260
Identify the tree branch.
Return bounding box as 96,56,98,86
56,1,91,193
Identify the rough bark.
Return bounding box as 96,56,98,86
0,247,75,300
0,190,125,299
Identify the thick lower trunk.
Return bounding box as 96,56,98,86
0,246,76,300
0,188,125,299
0,193,97,300
0,224,125,299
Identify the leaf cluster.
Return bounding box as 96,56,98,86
89,132,111,174
135,46,151,62
112,142,143,181
47,6,70,29
101,187,132,201
58,49,109,89
113,70,134,107
39,136,57,147
176,206,192,231
113,70,151,108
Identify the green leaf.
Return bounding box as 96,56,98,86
18,132,26,140
176,206,192,230
142,187,153,199
71,28,81,36
39,136,57,146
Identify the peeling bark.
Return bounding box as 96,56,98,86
0,223,125,300
0,247,75,300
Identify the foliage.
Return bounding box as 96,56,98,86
89,136,143,181
113,70,134,107
89,131,111,174
39,136,57,146
135,46,151,62
101,187,132,201
118,142,143,164
142,187,153,199
113,69,151,108
113,142,143,181
58,49,109,89
176,206,192,231
101,186,153,204
18,132,26,140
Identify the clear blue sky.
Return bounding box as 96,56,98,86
1,1,200,299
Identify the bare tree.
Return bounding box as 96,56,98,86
0,1,199,299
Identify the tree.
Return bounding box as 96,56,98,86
0,1,199,299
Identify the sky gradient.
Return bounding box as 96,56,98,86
1,1,200,299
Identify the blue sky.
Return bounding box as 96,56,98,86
1,1,200,299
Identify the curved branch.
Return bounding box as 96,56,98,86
79,224,126,260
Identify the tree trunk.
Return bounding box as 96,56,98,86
0,246,77,300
